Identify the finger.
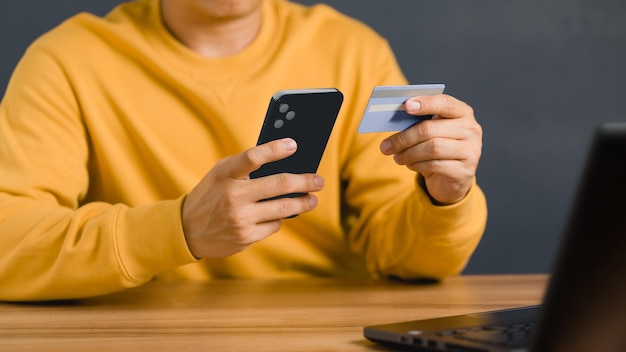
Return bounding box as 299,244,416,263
404,94,473,120
237,219,283,247
253,173,325,202
392,138,470,166
393,138,480,182
407,159,465,178
381,119,453,156
224,138,298,179
255,193,320,221
381,113,480,156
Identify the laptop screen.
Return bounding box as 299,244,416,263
531,122,626,351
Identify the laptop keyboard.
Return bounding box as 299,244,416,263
440,321,535,349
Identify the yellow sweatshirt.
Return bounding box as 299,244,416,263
0,0,487,301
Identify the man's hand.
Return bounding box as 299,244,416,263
379,94,482,205
181,138,325,258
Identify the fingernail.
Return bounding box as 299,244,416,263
309,195,318,207
314,175,325,187
380,140,392,154
282,138,297,151
406,100,421,112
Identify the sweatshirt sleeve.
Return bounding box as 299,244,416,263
342,38,488,280
0,38,197,302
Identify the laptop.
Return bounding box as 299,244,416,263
364,122,626,352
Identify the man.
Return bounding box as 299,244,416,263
0,0,487,301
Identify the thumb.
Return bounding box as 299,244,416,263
226,138,297,179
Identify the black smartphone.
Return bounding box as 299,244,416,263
250,88,344,200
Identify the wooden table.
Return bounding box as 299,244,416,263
0,275,547,351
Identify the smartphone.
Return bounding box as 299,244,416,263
250,88,344,200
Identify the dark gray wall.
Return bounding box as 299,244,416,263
2,1,625,274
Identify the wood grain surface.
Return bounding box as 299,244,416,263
0,275,547,351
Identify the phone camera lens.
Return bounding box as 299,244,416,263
279,104,289,113
286,111,296,120
274,119,284,129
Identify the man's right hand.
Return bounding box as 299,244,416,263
181,138,324,259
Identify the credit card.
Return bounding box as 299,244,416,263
357,84,445,133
